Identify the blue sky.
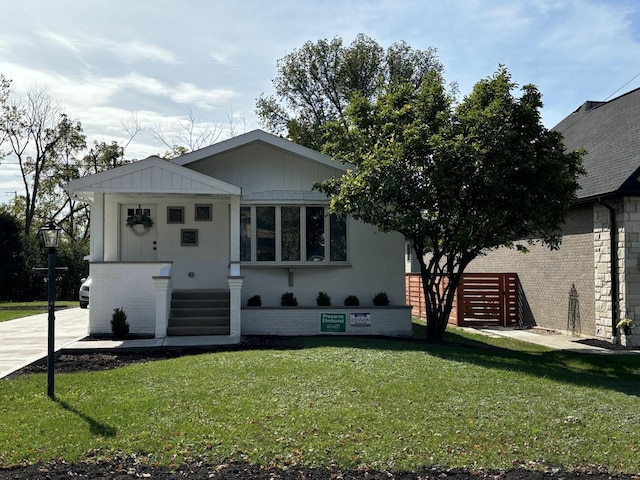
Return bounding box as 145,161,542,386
1,0,640,201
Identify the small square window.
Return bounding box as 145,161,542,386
167,207,184,224
195,204,212,221
181,229,198,246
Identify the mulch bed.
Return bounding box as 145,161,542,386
0,459,634,480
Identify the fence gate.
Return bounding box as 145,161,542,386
405,273,520,327
456,273,519,327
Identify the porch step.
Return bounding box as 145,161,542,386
168,289,230,336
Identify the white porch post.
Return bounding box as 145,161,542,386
153,274,172,339
228,276,243,341
92,193,105,262
228,195,243,341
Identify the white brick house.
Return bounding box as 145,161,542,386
68,130,412,343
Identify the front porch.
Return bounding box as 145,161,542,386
88,262,243,344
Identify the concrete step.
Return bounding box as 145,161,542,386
169,316,230,327
170,307,230,318
171,289,229,301
168,289,230,337
171,299,229,309
167,325,231,336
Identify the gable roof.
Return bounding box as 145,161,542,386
68,156,241,201
172,129,348,172
554,87,640,201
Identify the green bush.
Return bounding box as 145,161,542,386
316,291,331,306
111,307,129,338
247,295,262,307
281,292,298,306
373,291,389,306
344,295,360,306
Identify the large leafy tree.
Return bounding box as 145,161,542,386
316,66,584,340
256,34,444,150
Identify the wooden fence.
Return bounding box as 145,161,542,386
405,273,520,327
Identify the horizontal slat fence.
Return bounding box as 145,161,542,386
405,273,520,327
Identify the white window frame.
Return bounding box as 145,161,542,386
240,204,348,265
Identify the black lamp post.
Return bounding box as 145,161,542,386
39,221,61,398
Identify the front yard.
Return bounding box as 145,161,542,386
1,329,639,474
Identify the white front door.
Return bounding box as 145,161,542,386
120,204,157,261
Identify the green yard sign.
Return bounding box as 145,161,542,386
320,313,347,333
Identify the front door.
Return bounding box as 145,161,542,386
120,204,157,261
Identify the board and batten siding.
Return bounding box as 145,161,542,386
185,142,345,195
92,164,221,193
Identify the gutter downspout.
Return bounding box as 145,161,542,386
599,199,619,342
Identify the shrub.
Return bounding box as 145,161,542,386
373,291,390,306
247,295,262,307
111,307,129,338
344,295,360,306
281,292,298,306
317,291,331,306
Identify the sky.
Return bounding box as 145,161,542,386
1,0,640,202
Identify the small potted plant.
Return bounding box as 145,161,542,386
317,291,331,306
126,211,153,235
281,292,298,306
617,318,634,336
111,307,130,338
247,295,262,307
344,295,360,306
373,291,390,306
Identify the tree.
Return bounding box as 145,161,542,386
316,66,584,341
0,86,86,237
0,211,27,300
151,109,246,159
256,34,444,150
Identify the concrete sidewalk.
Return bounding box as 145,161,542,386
0,307,89,378
2,308,638,380
460,326,640,354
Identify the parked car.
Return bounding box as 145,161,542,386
79,276,91,309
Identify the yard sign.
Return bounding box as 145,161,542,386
320,313,347,333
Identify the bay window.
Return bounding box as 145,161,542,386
240,205,347,263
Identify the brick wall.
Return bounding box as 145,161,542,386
241,306,413,337
464,203,596,335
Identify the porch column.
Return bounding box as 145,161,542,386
153,275,172,338
228,275,243,342
229,195,240,273
92,193,105,262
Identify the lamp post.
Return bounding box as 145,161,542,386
39,221,61,398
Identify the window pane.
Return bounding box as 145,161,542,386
306,206,325,261
240,206,251,261
256,206,275,261
281,207,300,261
330,215,347,261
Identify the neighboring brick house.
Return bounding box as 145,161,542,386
459,88,640,342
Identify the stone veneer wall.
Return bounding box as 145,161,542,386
597,197,640,340
593,202,616,340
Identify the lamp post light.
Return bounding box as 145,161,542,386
39,221,61,398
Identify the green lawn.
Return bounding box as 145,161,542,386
0,301,75,322
1,329,640,472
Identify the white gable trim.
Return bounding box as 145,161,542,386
68,156,241,198
172,129,349,172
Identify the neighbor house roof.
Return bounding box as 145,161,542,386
554,87,640,202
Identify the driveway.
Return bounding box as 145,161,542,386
0,307,88,378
